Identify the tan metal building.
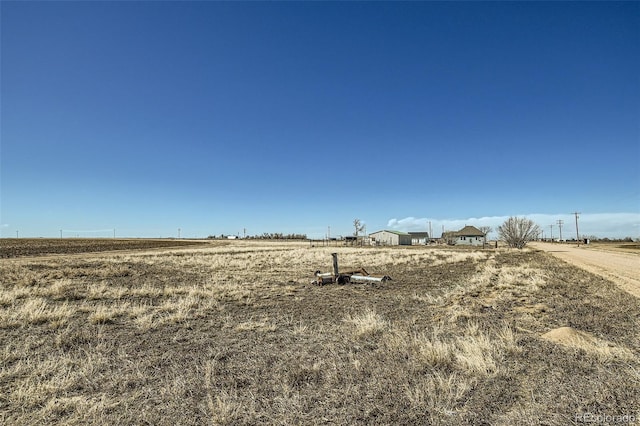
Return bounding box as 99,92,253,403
369,230,412,246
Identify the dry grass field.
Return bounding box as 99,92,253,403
586,241,640,254
1,240,638,425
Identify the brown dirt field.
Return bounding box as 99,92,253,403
0,238,209,259
530,242,640,299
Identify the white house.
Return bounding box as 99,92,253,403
369,230,412,246
454,225,485,246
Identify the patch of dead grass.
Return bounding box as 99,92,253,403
344,307,389,337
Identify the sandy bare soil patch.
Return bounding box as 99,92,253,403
1,241,638,424
530,242,640,298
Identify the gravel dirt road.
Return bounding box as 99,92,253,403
530,242,640,298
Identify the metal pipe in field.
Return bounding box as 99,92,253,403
350,275,391,283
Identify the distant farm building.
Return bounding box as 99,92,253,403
369,230,412,246
409,232,430,245
451,225,486,247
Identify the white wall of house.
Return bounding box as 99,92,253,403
455,235,485,246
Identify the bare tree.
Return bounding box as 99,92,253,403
478,226,493,239
478,226,493,248
498,217,540,249
353,218,365,237
441,230,458,245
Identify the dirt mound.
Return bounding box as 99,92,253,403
541,327,597,347
541,327,634,362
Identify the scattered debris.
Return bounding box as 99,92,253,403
312,253,392,285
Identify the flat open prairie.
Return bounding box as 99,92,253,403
1,240,638,425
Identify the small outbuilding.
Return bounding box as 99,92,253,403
369,230,412,246
409,232,430,245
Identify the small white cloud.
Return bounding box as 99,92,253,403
386,217,427,230
0,224,9,228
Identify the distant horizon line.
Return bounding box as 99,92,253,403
1,212,638,240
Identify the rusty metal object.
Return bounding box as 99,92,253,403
312,254,391,285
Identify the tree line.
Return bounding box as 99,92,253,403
207,233,307,240
250,233,308,240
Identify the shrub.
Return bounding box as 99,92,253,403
498,216,540,249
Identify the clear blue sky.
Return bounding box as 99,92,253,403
2,1,639,239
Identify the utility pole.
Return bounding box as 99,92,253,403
328,226,330,240
60,229,63,239
549,224,553,242
429,221,432,241
178,228,181,239
243,228,246,239
573,212,581,246
16,230,19,238
363,224,367,246
556,220,564,242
